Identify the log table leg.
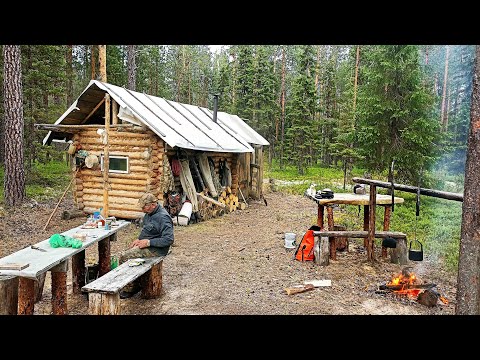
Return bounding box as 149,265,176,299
0,275,19,315
98,236,111,277
382,206,392,258
18,277,35,315
71,250,86,294
363,205,369,248
367,185,377,261
51,261,68,315
317,204,324,229
326,206,336,260
141,261,163,299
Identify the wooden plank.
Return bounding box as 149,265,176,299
309,193,404,206
82,257,164,294
312,230,407,238
0,221,130,279
0,263,29,270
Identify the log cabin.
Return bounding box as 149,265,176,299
37,80,269,220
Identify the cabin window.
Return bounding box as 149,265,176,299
100,155,129,174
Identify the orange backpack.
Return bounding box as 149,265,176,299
295,225,320,262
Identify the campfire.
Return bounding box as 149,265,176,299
376,267,448,307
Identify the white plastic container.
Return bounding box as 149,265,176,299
284,232,296,249
178,201,193,218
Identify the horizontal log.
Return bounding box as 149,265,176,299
352,177,463,202
197,192,226,208
82,182,147,193
313,230,407,239
80,170,149,181
83,207,143,219
379,283,436,291
83,194,141,205
82,176,147,185
81,130,152,140
82,188,147,199
80,137,152,147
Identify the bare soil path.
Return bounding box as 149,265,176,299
0,189,457,315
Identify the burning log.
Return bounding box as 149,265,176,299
379,283,436,291
417,288,440,307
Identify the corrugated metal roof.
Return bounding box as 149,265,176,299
43,80,269,153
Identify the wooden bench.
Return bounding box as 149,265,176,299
81,256,164,315
313,230,408,265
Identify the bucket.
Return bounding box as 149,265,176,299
284,232,296,249
178,201,193,218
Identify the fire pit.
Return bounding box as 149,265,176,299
376,267,448,307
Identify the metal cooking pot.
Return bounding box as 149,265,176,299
382,237,397,248
408,239,423,261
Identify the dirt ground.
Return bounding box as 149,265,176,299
0,186,457,315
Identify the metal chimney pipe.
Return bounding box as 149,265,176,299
213,94,219,123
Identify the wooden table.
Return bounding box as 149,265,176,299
0,220,130,315
310,193,404,260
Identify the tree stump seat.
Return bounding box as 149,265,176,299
81,256,164,315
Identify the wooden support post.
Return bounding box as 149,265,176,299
98,45,107,82
363,205,369,248
367,185,377,261
72,250,86,294
98,237,111,277
313,236,330,266
141,261,163,299
34,273,46,303
391,238,408,265
88,293,120,315
51,261,68,315
326,206,336,260
112,98,118,125
103,93,110,218
317,204,324,229
18,277,35,315
0,276,19,315
382,205,392,258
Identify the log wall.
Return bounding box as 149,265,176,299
73,127,165,219
72,127,263,220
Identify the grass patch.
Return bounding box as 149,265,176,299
0,161,72,204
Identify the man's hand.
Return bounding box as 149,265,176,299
130,239,150,249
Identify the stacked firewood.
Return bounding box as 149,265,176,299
218,186,247,212
196,192,225,221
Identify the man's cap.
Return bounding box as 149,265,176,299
138,193,157,208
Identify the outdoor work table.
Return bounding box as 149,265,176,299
310,193,404,260
0,220,130,315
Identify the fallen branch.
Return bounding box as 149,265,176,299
285,283,315,295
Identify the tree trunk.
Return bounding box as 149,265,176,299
353,45,360,116
280,46,286,170
98,45,107,82
127,45,136,91
66,45,73,104
440,45,450,131
456,45,480,315
3,45,25,206
91,45,96,80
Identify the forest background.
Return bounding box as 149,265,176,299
0,44,473,273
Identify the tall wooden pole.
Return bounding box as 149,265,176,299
98,45,107,82
103,93,110,218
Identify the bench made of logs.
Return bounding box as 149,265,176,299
81,256,164,315
312,230,408,266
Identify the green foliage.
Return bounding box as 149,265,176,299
356,45,442,183
1,161,72,204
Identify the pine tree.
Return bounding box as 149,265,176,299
285,45,317,175
356,45,441,182
3,45,25,206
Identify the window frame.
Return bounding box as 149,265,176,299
100,154,129,174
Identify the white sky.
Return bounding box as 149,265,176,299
209,45,227,54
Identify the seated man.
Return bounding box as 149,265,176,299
117,192,174,298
